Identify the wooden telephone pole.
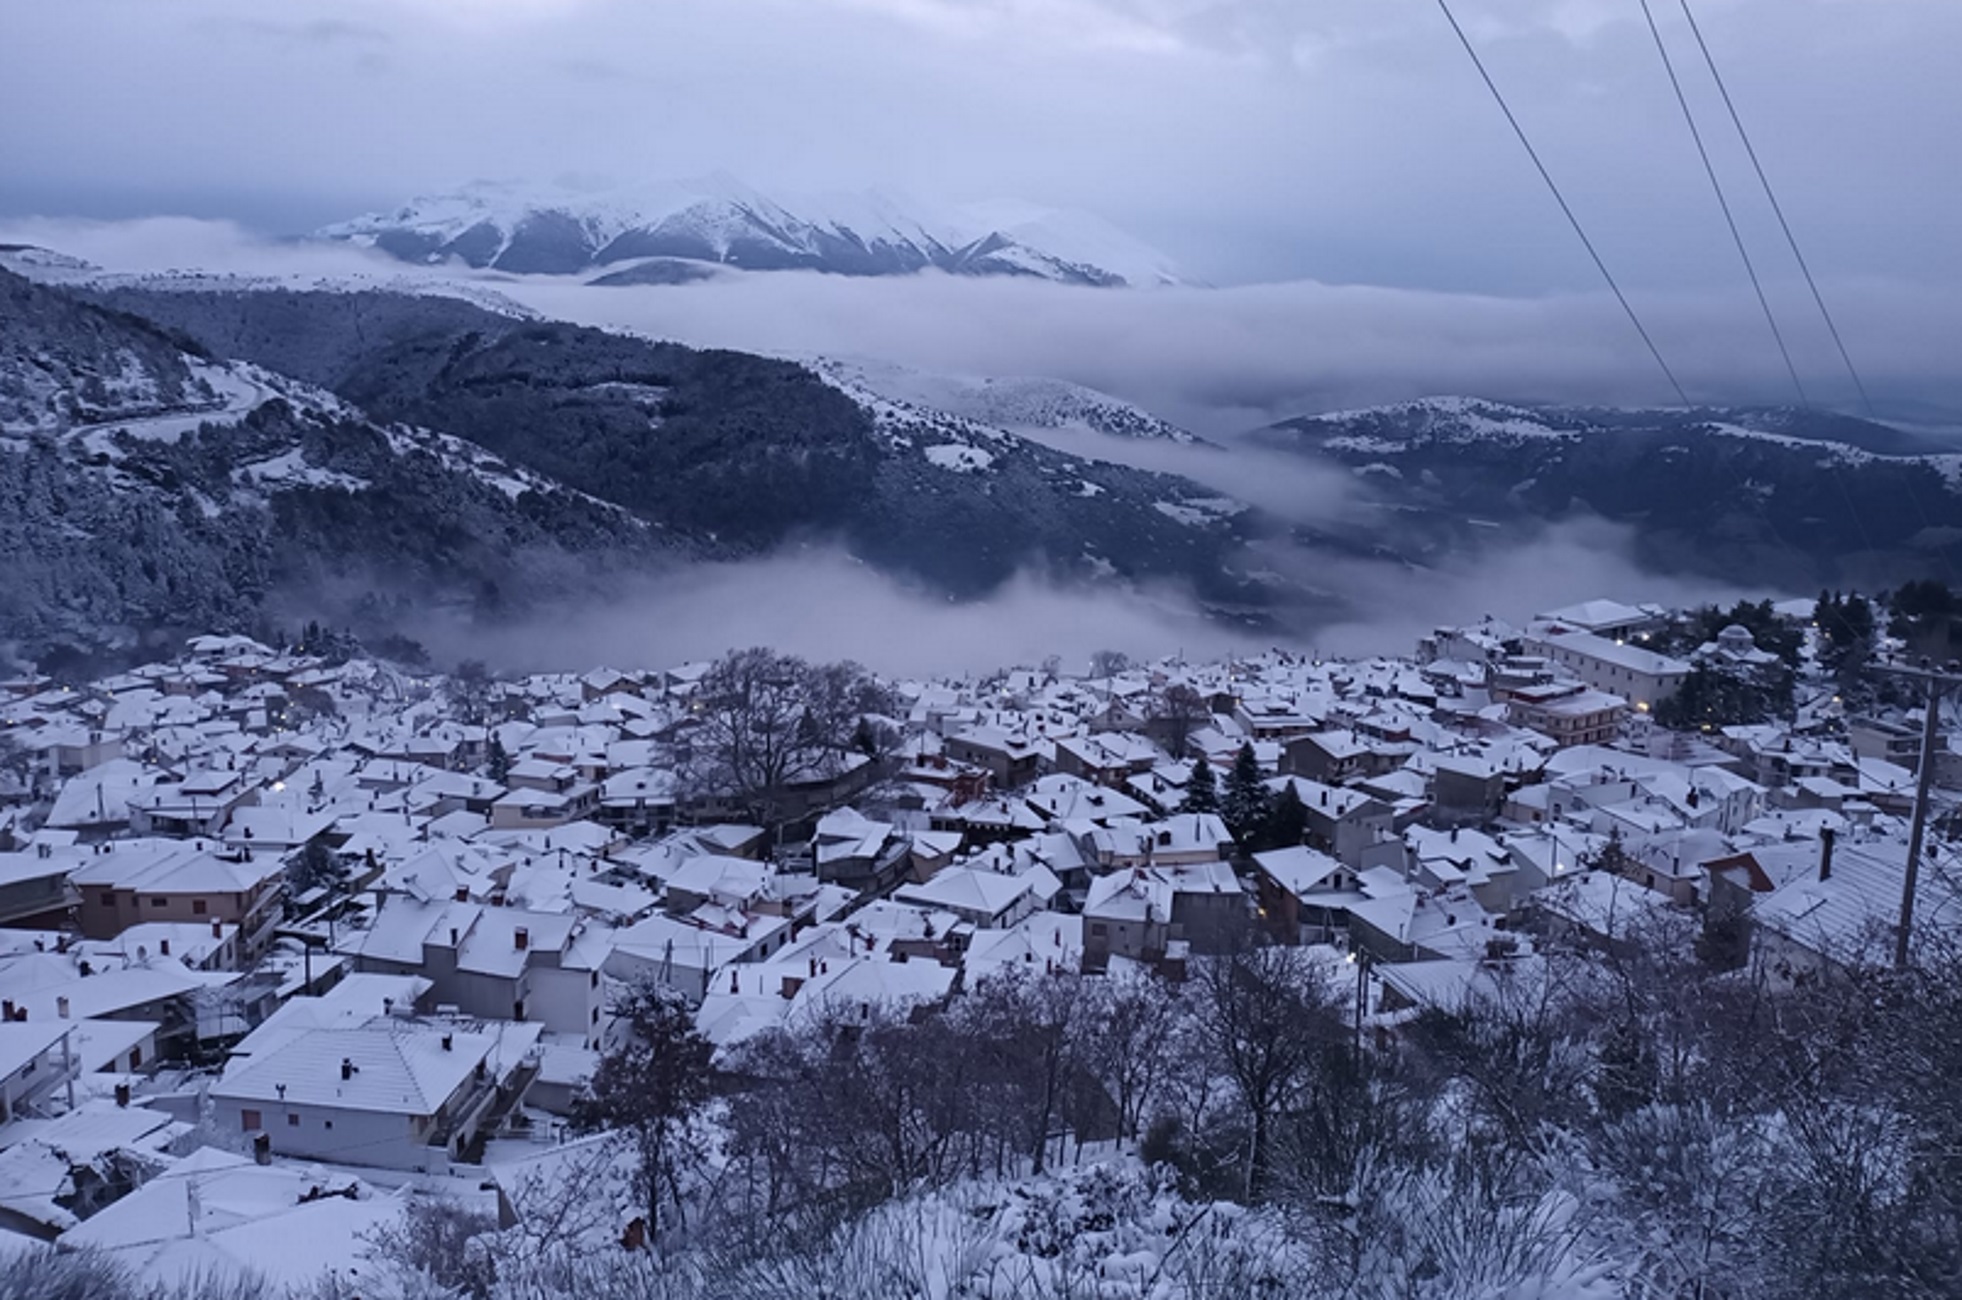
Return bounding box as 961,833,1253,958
1884,660,1961,969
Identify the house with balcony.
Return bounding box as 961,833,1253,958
207,1016,543,1170
69,840,285,954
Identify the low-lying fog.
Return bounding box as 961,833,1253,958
4,217,1859,674
397,528,1750,679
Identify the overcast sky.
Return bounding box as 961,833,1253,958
2,0,1955,291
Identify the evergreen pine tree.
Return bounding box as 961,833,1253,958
1256,780,1308,851
1181,757,1219,815
1221,742,1272,845
487,733,511,783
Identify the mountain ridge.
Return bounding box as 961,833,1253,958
1258,395,1962,589
3,274,1277,664
316,175,1186,288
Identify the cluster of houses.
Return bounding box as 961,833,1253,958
0,598,1955,1281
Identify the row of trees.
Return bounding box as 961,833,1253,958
21,909,1962,1297
549,902,1962,1300
579,948,1355,1247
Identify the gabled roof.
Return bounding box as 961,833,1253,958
895,866,1040,920
211,1019,532,1115
56,1146,406,1291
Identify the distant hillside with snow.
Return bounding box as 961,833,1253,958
1259,396,1962,589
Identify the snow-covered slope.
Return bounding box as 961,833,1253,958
1282,395,1954,461
1258,393,1962,588
811,357,1202,443
0,267,663,657
318,174,1187,288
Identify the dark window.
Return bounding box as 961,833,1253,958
150,897,167,908
287,1113,300,1127
128,1046,141,1068
193,899,208,915
241,1109,262,1131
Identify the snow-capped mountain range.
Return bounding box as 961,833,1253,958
316,175,1186,288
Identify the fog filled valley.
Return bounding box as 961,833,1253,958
6,0,1962,1294
9,222,1962,682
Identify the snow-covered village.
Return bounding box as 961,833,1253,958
0,591,1955,1298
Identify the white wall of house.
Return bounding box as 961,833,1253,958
526,963,602,1046
211,1094,443,1172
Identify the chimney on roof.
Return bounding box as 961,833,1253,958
159,939,170,957
253,1132,271,1166
340,1057,355,1081
114,1082,131,1108
211,920,222,939
1818,826,1837,882
1,1001,11,1021
514,927,529,951
441,1033,453,1052
56,996,70,1019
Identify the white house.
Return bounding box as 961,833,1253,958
339,898,610,1046
1524,627,1690,712
208,1017,543,1170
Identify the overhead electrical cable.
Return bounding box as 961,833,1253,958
1637,0,1807,406
1675,0,1875,417
1431,0,1690,405
1670,0,1955,580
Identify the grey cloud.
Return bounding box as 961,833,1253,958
496,270,1962,429
7,215,1957,425
1,0,1953,293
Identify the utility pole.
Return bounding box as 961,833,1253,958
1885,659,1962,969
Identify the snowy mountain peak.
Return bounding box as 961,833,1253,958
317,175,1187,288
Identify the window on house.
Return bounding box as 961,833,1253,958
241,1109,262,1131
513,1000,526,1021
128,1046,141,1068
324,1120,332,1129
193,900,207,915
1090,923,1107,938
288,1113,300,1127
150,897,167,908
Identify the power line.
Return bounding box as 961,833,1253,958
1663,0,1949,586
1637,0,1808,406
1675,0,1875,418
1430,0,1690,405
